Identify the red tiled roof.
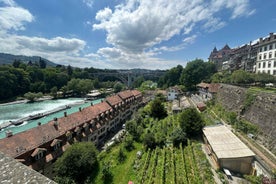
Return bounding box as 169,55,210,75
131,90,142,98
0,90,141,159
208,83,220,93
106,95,122,106
118,90,133,100
197,82,210,89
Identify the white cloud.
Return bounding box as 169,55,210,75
95,7,112,21
92,0,254,69
0,0,34,32
83,0,93,8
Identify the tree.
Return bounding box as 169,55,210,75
179,108,205,137
158,65,183,88
180,59,216,90
143,132,156,150
24,92,43,102
230,70,254,84
170,127,187,147
123,135,134,151
113,82,124,93
54,142,98,184
149,98,167,119
39,58,46,68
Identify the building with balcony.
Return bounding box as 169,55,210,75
0,90,142,176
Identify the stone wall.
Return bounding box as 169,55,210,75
216,84,276,152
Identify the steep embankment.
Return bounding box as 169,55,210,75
216,84,276,152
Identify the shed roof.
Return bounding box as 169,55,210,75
203,125,255,159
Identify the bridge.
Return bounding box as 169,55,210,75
91,71,166,88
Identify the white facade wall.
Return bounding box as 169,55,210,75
256,41,276,75
167,91,178,101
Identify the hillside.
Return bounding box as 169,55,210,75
0,53,57,67
216,84,276,153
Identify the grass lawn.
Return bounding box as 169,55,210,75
94,141,143,184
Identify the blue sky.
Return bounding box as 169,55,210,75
0,0,275,69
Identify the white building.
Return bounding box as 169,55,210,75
167,86,181,101
255,33,276,75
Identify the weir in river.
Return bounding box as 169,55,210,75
0,98,102,139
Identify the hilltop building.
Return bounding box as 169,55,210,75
255,33,276,75
209,44,232,70
209,32,276,76
0,90,142,176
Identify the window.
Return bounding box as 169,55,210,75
259,47,262,52
35,151,44,160
268,62,271,68
259,54,262,60
258,62,261,68
264,46,267,51
263,62,266,68
269,52,272,58
264,53,267,59
53,142,61,151
274,61,276,67
269,44,273,50
274,70,276,75
274,51,276,58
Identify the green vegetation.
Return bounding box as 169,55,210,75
54,142,98,184
158,60,216,90
211,70,276,86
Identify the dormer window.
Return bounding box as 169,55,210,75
51,139,62,151
66,131,73,141
31,148,47,160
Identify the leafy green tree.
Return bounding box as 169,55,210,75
179,108,205,137
170,127,187,147
139,80,157,91
54,142,98,184
24,92,43,102
143,132,156,150
158,65,183,88
180,59,216,90
67,65,73,76
113,82,124,93
39,58,46,68
125,119,143,141
123,135,134,151
149,98,167,119
230,70,254,84
50,86,58,99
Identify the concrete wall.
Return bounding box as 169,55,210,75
220,157,254,174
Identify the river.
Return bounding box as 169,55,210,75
0,98,102,139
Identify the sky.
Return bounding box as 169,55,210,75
0,0,275,69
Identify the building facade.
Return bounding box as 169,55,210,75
209,32,276,75
0,90,142,176
255,33,276,75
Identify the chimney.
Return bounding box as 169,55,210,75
6,130,13,137
64,112,67,117
270,32,273,37
259,37,263,43
79,107,82,112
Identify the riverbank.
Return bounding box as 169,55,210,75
0,96,53,106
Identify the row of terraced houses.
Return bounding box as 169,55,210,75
0,90,142,176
